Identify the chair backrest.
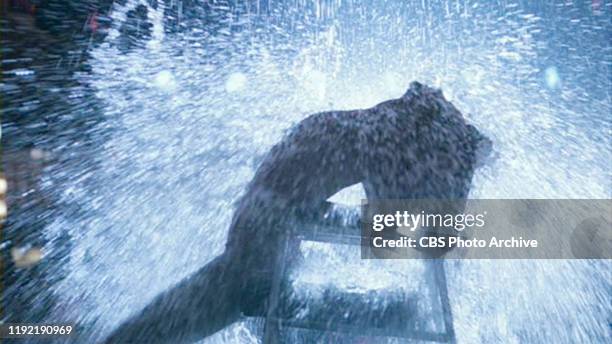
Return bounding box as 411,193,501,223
258,203,457,344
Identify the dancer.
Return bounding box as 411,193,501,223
105,82,492,343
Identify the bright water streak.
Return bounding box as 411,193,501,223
40,1,611,343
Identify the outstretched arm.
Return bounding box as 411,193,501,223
104,254,241,343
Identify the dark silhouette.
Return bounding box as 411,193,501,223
105,82,492,343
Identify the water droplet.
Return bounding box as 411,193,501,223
153,70,176,91
225,72,248,93
30,148,46,160
303,69,327,100
544,67,561,89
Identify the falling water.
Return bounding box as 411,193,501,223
2,0,610,343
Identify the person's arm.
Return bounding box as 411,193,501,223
103,255,241,344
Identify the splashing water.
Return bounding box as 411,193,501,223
11,0,607,342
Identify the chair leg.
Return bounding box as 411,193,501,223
263,233,291,344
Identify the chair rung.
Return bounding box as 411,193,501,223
273,288,418,337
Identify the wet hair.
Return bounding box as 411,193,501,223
362,81,493,199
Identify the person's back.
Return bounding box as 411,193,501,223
227,81,490,257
